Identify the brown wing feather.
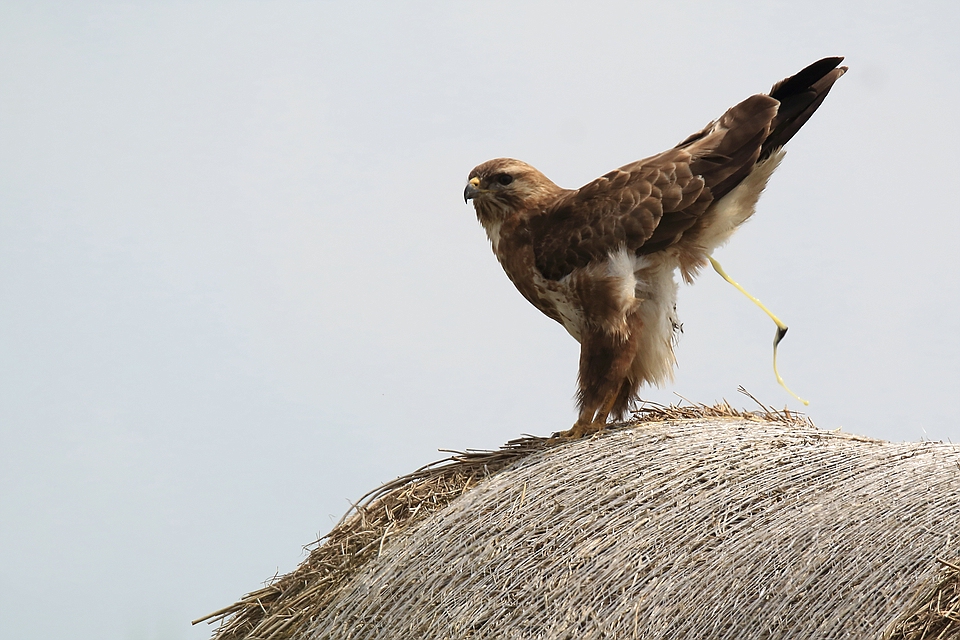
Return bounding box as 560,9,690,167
528,151,706,281
528,57,846,282
530,96,777,280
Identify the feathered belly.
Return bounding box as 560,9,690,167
537,248,679,336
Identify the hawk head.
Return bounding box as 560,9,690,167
464,158,562,224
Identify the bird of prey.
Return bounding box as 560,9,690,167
463,57,846,438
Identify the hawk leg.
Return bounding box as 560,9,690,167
558,326,639,439
564,385,623,438
592,385,622,426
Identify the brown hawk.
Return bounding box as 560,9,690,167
464,57,847,438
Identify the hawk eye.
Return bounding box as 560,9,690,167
495,174,514,186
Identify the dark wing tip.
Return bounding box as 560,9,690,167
769,57,845,99
760,57,847,160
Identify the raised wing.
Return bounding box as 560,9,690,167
528,150,710,281
529,57,846,282
529,94,778,281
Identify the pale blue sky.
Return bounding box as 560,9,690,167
1,2,958,639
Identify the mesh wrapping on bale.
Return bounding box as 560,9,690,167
198,405,960,639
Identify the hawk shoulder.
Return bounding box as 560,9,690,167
528,149,710,281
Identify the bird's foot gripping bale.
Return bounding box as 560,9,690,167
553,393,621,440
552,419,605,441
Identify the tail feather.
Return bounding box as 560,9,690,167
761,57,848,160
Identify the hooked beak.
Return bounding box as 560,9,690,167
463,177,481,203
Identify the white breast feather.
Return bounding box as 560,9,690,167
539,278,584,342
484,220,503,253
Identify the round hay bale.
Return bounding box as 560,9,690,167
199,405,960,639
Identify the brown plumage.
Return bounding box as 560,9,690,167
464,57,847,437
